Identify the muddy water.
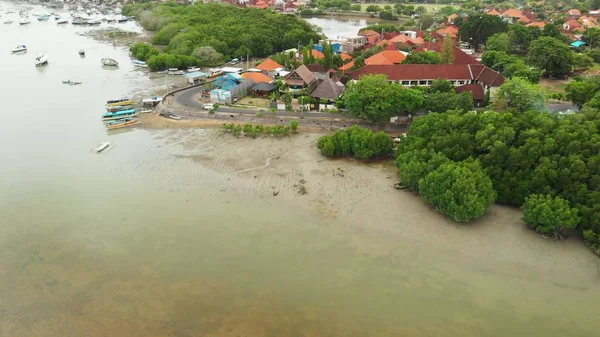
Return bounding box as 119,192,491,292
1,3,600,337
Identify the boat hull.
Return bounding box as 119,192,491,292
106,99,134,107
102,112,139,121
107,120,139,130
105,104,134,112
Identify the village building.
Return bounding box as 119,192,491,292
310,77,345,111
284,64,318,94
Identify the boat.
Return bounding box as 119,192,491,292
133,60,148,68
3,19,13,24
102,109,139,121
19,18,30,25
54,15,61,20
186,67,200,73
79,49,85,56
37,14,50,21
62,80,82,85
101,58,118,66
57,18,68,24
71,19,87,25
88,20,101,25
105,118,140,130
106,98,134,107
35,54,48,67
105,104,134,112
94,142,111,153
11,45,27,53
168,68,184,75
116,16,128,23
105,16,116,23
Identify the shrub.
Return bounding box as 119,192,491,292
290,120,299,133
316,125,393,159
521,194,580,240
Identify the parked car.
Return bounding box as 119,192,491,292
202,103,214,110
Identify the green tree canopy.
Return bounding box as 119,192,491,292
440,38,455,64
572,53,595,72
565,79,597,109
521,194,580,240
428,79,454,93
193,46,223,66
419,161,497,222
457,14,508,51
486,32,511,53
344,75,423,123
402,51,441,64
527,37,573,77
424,92,474,113
495,77,546,112
316,125,393,159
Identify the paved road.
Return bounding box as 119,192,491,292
173,86,345,119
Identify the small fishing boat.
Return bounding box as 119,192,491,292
71,19,87,25
102,109,139,121
133,60,148,68
37,14,50,21
101,58,118,66
116,16,128,23
3,19,13,24
57,18,68,24
88,20,101,25
186,67,200,73
79,49,85,56
35,54,48,67
62,80,82,85
106,98,134,107
11,45,27,53
105,16,116,23
105,118,140,130
94,142,111,153
168,68,184,75
19,18,30,25
105,104,134,112
54,15,61,20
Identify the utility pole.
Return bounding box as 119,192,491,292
246,52,249,70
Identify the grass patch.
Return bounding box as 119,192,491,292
539,78,571,95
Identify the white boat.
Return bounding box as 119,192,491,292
11,44,27,53
133,60,148,68
186,67,200,73
3,19,13,24
57,18,68,24
168,68,184,75
101,58,118,66
94,142,111,153
19,18,30,25
35,54,48,67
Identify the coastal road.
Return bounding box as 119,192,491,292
173,86,345,118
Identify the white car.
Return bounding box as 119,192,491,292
202,103,214,110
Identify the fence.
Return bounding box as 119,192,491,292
227,79,255,105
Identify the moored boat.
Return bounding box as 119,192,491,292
57,18,68,24
102,109,139,121
94,142,111,153
19,18,30,25
168,68,184,75
35,54,48,67
101,58,118,66
106,98,134,107
133,60,148,68
37,14,50,21
105,118,139,130
105,104,134,112
116,16,128,23
4,19,13,24
79,49,85,56
11,44,27,53
62,80,82,85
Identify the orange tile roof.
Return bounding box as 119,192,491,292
255,3,269,8
256,58,283,71
367,35,378,44
487,9,501,15
390,34,409,44
358,29,379,36
243,72,273,84
447,13,458,20
518,16,531,23
340,53,353,61
365,50,406,65
411,37,424,45
436,26,458,38
339,60,355,71
377,39,392,47
502,8,523,18
309,49,325,59
526,21,546,28
568,9,581,15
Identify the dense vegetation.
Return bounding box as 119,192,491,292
123,3,320,67
395,109,600,253
316,125,394,160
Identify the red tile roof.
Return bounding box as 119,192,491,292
358,29,379,37
456,83,485,100
243,72,273,84
348,64,505,87
526,21,546,28
414,40,480,65
340,53,353,61
256,58,283,71
365,50,406,65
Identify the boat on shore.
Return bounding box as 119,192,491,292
37,14,50,21
12,45,27,53
105,118,139,130
88,19,101,25
101,58,118,66
116,16,128,23
106,98,134,107
4,19,13,24
105,104,134,112
35,54,48,67
102,109,139,121
94,142,111,153
57,18,68,24
19,18,30,25
62,80,82,85
133,60,148,68
168,68,184,75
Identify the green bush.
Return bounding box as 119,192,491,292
316,125,393,159
521,194,580,240
290,120,299,133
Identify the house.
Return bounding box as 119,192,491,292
436,25,458,38
256,58,283,72
414,40,480,65
348,64,505,98
339,36,368,53
284,64,318,93
184,71,207,85
568,9,582,17
250,82,276,97
310,77,345,110
308,49,325,60
563,19,582,31
526,21,546,29
339,60,355,71
501,8,524,22
340,53,353,62
447,13,458,23
455,84,485,106
517,16,531,24
243,72,273,84
365,50,406,65
358,29,380,38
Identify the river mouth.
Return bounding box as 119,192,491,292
1,3,600,337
